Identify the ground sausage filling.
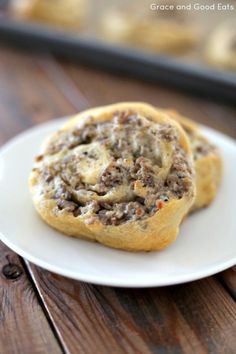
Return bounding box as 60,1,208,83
184,129,218,161
33,111,194,225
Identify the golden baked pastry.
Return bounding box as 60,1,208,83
29,103,196,251
101,9,198,54
205,20,236,71
11,0,88,30
164,110,222,211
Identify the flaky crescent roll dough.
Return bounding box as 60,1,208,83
101,9,198,54
165,110,223,211
29,102,196,251
205,20,236,71
11,0,87,29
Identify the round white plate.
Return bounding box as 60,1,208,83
0,119,235,287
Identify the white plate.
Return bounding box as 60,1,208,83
0,119,236,287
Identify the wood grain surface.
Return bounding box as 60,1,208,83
26,263,236,354
0,45,235,354
219,266,236,300
0,242,62,354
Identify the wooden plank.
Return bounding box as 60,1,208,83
219,267,236,300
0,46,80,354
25,263,236,354
0,242,62,354
0,46,76,142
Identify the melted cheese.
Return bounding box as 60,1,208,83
73,142,112,184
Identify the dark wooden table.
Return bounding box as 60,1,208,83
0,45,236,354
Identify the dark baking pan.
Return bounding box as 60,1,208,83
0,18,235,104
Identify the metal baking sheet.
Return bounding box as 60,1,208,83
0,18,235,103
